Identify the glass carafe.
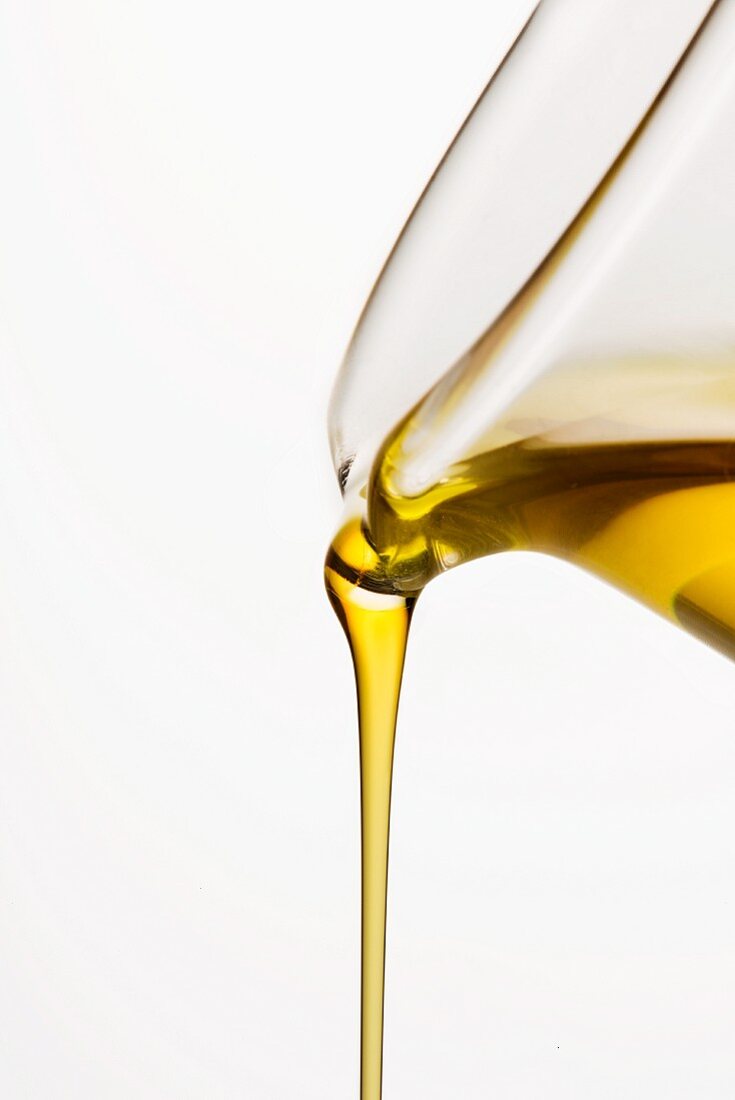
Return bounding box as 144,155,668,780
329,0,735,651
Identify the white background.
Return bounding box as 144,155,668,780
1,1,735,1096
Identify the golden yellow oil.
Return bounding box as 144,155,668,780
325,530,414,1100
326,353,735,1099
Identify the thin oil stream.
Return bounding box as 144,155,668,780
326,357,735,1100
325,530,415,1100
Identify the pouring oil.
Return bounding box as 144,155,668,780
326,353,735,1099
325,527,415,1100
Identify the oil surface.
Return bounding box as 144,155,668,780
326,355,735,1099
